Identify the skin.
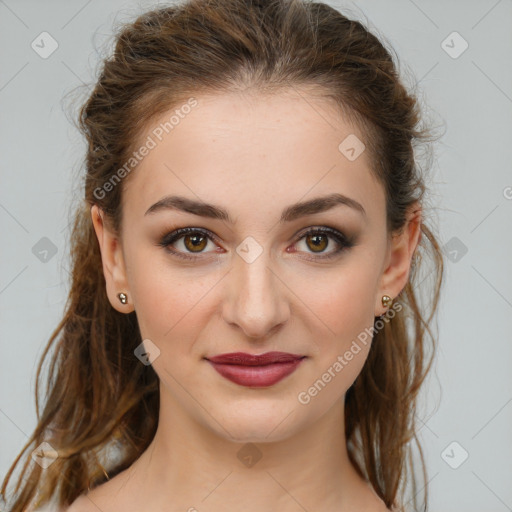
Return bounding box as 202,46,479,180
71,87,421,512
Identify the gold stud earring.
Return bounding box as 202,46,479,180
381,295,392,308
117,292,128,305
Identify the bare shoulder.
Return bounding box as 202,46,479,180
62,467,136,512
362,481,396,512
62,485,115,512
363,496,395,512
373,497,395,512
62,494,96,512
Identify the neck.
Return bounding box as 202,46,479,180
124,386,375,512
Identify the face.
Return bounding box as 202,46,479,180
92,88,420,443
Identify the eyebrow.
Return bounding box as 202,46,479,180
144,192,366,223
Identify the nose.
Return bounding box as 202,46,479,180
221,250,290,340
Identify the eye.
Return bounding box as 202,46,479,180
158,227,219,261
158,226,356,262
290,226,355,261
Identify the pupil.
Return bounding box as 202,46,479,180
309,234,326,252
186,234,206,251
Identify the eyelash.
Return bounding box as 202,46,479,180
157,226,355,262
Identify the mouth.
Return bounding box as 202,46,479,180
205,351,306,388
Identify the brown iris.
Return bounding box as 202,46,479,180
182,231,330,255
306,233,328,252
183,233,208,252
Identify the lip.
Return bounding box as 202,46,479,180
206,351,306,388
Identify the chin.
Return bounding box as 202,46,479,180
205,404,305,444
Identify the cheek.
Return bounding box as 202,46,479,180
304,263,377,342
127,248,217,348
295,264,377,393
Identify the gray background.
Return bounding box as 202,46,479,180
1,1,511,511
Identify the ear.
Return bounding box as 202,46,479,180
375,202,422,316
90,205,134,313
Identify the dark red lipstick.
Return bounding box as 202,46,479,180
206,351,305,387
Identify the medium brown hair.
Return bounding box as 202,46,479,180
2,0,444,510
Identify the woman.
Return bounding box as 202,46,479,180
1,0,444,510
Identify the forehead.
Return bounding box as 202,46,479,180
121,89,384,226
